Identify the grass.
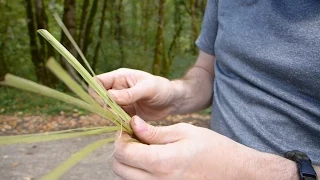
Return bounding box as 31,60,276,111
0,87,88,115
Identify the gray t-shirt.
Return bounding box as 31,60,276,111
196,0,320,164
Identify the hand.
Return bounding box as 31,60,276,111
93,68,176,121
113,116,250,180
113,116,299,180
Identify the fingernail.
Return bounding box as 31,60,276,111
133,116,147,132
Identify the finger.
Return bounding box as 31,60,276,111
96,71,119,90
131,116,187,144
114,133,163,171
108,85,147,106
113,159,152,180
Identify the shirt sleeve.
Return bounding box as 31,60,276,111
195,0,219,56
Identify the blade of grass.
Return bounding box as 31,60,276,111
53,13,95,76
41,137,115,180
46,58,116,124
0,74,132,134
46,57,95,104
0,127,118,145
47,60,131,132
0,126,107,140
37,29,131,125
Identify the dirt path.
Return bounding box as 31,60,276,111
0,114,210,179
0,113,210,135
0,135,119,180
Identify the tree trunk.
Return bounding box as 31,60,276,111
109,0,115,40
168,18,183,66
82,0,99,57
61,0,77,58
92,0,108,71
141,0,152,51
191,0,199,55
114,0,125,66
25,0,46,84
35,0,54,58
174,0,180,47
173,0,183,53
0,17,9,81
34,0,56,86
78,0,90,51
61,0,84,87
0,59,8,81
153,0,168,76
131,1,137,38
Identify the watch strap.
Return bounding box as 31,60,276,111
284,150,317,180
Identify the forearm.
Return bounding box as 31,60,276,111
238,146,319,180
170,67,214,114
168,51,215,114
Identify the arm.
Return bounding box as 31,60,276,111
170,50,215,114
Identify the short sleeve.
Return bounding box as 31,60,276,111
195,0,219,56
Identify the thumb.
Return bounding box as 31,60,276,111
130,116,185,144
108,86,143,106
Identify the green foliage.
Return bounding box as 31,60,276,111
0,2,207,179
0,87,82,115
1,0,204,115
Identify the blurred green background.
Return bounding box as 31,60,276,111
0,0,207,115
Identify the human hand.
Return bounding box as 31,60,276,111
113,116,257,180
92,68,177,121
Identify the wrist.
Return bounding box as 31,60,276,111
237,147,299,180
254,151,299,180
314,166,320,180
168,80,189,114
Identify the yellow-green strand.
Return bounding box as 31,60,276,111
37,30,131,128
0,74,132,134
0,126,107,140
46,57,95,105
0,128,118,145
41,137,116,180
53,13,95,77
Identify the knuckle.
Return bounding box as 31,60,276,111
172,123,192,136
147,154,170,175
175,122,191,130
108,91,118,101
143,147,172,175
147,126,159,142
124,89,133,104
114,141,124,159
114,141,130,163
112,160,121,176
118,68,128,72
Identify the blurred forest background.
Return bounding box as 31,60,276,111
0,0,207,115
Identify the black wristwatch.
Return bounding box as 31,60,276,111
284,150,318,180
